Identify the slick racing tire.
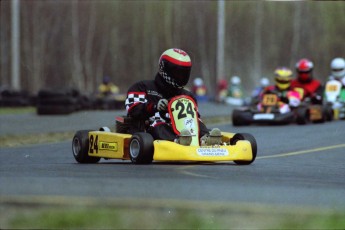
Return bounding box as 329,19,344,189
230,133,257,165
323,105,334,122
232,109,251,126
296,107,309,125
72,130,101,164
129,132,154,164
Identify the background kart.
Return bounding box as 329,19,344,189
72,95,257,165
324,79,345,120
232,92,333,126
232,92,299,126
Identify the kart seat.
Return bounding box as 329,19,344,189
115,116,148,134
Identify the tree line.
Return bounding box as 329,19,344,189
1,0,344,96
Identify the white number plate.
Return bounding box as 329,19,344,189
253,113,275,120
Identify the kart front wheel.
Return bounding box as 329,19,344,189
230,133,257,165
72,130,101,164
129,132,154,164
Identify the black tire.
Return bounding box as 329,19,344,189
38,96,78,106
295,107,309,125
38,88,80,98
72,130,101,163
129,132,154,164
230,133,257,165
232,109,251,126
323,105,334,122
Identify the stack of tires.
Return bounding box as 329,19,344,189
94,94,126,110
36,88,88,115
0,89,35,107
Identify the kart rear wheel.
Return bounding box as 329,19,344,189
232,109,251,126
296,107,309,125
72,130,101,164
230,133,257,165
129,132,154,164
323,105,334,122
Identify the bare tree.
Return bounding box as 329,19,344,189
83,1,97,92
253,1,263,86
194,4,211,95
71,0,84,90
0,1,11,87
290,1,302,68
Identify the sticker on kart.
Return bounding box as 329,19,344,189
197,147,229,156
168,95,200,146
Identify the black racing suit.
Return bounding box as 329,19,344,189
125,73,209,141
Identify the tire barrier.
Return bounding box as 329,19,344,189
0,89,35,107
36,88,83,115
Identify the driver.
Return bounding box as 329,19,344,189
125,48,220,145
291,58,323,104
258,67,301,114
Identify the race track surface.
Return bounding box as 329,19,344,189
1,118,344,211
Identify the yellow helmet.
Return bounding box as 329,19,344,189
274,67,292,90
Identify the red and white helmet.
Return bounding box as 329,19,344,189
296,58,314,82
159,48,192,88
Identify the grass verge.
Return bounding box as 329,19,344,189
0,132,75,147
1,196,344,229
0,106,35,115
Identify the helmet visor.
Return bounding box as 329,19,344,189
332,68,344,72
298,72,311,81
275,78,290,90
165,62,191,87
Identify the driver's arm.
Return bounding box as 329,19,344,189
125,82,156,119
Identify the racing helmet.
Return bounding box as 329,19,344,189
193,77,204,87
231,76,241,85
103,76,111,84
260,77,270,87
159,48,192,88
296,58,314,82
274,67,293,90
330,57,345,78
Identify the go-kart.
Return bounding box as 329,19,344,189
231,91,331,126
324,79,345,120
232,92,297,126
294,98,333,124
72,95,257,165
292,87,333,124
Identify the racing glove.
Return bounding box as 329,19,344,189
156,99,168,111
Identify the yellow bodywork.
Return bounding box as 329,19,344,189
87,131,253,162
153,132,252,162
88,131,131,160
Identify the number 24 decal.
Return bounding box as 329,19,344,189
175,101,194,119
89,135,98,154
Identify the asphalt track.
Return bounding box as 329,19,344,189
1,117,344,211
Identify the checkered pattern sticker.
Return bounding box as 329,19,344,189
126,91,170,127
125,92,147,111
159,62,180,88
150,112,169,127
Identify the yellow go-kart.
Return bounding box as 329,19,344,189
72,95,257,165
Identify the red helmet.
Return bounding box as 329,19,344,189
159,48,192,88
296,58,313,82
